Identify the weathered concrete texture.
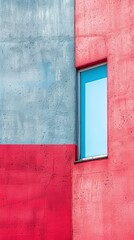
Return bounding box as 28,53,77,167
0,0,76,144
0,144,76,240
74,0,134,239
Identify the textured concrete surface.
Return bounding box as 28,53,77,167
0,1,76,239
0,0,76,144
0,144,76,240
73,0,134,239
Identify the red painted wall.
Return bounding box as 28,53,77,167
0,144,76,240
73,0,134,239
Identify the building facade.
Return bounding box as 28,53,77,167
73,0,134,239
0,0,134,239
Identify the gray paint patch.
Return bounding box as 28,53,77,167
0,0,76,144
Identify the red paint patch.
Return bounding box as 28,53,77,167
0,144,76,240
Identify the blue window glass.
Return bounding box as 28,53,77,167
79,64,107,159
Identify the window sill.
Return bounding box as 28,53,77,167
74,154,108,164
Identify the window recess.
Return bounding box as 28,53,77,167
78,63,107,161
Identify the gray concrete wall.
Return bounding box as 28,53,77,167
0,0,76,144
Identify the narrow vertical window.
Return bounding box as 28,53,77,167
79,63,107,160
